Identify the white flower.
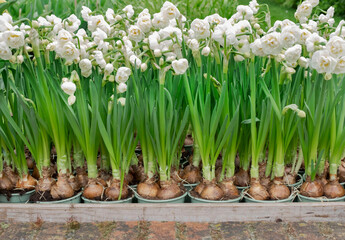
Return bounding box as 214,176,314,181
129,55,142,68
128,25,144,42
152,12,169,29
298,29,311,44
88,15,110,34
307,0,319,7
249,0,259,14
61,81,76,95
334,56,345,74
123,5,134,19
201,46,210,56
212,22,236,46
326,36,345,58
3,31,25,49
137,16,152,33
236,5,254,20
57,42,79,61
56,29,72,45
172,58,188,75
260,32,282,55
205,14,226,26
81,6,92,21
191,19,210,39
68,95,76,105
92,28,107,43
106,9,116,24
281,25,300,48
115,67,131,83
250,39,265,57
117,97,126,106
149,32,161,50
17,55,24,64
305,33,326,52
138,9,150,19
295,2,313,22
117,82,127,93
93,51,106,68
0,13,13,32
188,39,199,51
310,50,337,74
285,44,302,64
161,1,180,19
327,7,334,18
65,14,80,32
104,63,114,75
298,57,309,68
0,42,12,60
141,63,148,72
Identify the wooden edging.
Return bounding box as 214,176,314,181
0,202,344,223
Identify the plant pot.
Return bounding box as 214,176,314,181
183,183,198,191
37,191,82,204
187,191,242,203
297,194,345,202
0,189,35,203
236,185,249,191
134,190,187,203
82,195,133,203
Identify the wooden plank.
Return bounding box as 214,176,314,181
0,203,344,223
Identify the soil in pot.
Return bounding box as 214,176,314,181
0,188,34,202
234,168,250,187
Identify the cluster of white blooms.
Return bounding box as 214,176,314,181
1,0,345,87
61,74,77,105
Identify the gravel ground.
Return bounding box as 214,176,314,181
0,221,344,240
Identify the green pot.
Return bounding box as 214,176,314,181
82,195,133,203
297,194,345,202
183,183,198,191
188,191,242,203
0,189,35,203
37,191,82,204
135,190,187,203
287,174,303,188
236,185,249,191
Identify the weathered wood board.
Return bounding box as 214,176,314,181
0,203,344,223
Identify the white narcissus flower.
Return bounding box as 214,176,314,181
117,82,127,93
93,51,106,68
117,97,126,106
57,42,79,62
88,15,110,34
326,36,345,58
295,2,313,22
68,95,76,105
123,5,134,18
334,56,345,74
81,6,92,21
307,0,319,7
129,55,142,68
249,0,259,14
152,12,169,29
92,28,107,43
298,57,309,68
236,5,254,20
212,22,236,47
61,81,76,95
0,13,14,32
285,44,302,64
56,29,72,45
299,29,311,44
105,8,116,24
149,32,161,50
138,9,150,19
191,19,210,39
172,58,189,75
65,14,81,33
115,67,131,83
250,39,265,57
201,46,210,56
104,63,114,75
280,25,300,48
188,39,199,51
310,50,337,74
0,42,12,60
137,16,152,33
161,1,180,19
205,14,226,26
128,25,144,42
305,33,326,53
260,32,282,55
3,31,25,49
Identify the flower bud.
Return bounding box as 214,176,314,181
324,73,332,80
117,97,126,106
201,46,210,56
68,95,76,105
141,63,148,72
154,49,162,57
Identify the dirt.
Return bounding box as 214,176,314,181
29,190,79,202
0,188,33,201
